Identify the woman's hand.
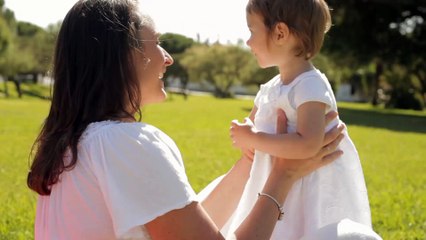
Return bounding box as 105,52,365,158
271,110,344,181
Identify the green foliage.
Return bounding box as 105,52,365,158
1,8,16,27
312,53,345,90
0,6,56,82
244,66,278,87
1,1,425,108
181,44,255,97
0,17,11,53
0,3,12,57
324,0,424,64
383,65,424,110
1,95,425,239
387,89,424,110
160,33,194,54
0,43,35,77
324,0,426,106
16,22,42,37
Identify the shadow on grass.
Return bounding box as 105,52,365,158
21,90,51,100
0,83,51,100
338,107,426,134
241,106,426,134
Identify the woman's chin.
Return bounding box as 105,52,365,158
141,93,167,107
161,89,168,100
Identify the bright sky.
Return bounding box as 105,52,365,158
4,0,250,44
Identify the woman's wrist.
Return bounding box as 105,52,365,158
240,151,254,164
263,169,296,205
234,156,253,178
257,192,285,220
270,165,298,183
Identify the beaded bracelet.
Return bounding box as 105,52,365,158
258,192,285,221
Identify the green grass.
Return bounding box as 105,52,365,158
0,98,48,240
1,86,425,239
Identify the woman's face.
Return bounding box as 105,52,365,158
134,23,173,107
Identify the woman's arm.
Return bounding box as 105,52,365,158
201,155,253,229
144,139,341,240
231,102,327,159
199,105,257,228
145,109,344,240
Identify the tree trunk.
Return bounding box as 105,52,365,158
32,73,38,84
414,66,426,107
371,61,383,106
12,76,22,98
3,77,9,98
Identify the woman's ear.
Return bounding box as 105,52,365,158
274,22,290,44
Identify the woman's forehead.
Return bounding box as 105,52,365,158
139,14,160,39
140,26,160,40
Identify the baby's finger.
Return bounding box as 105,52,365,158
231,119,239,127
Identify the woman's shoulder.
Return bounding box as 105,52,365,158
79,121,181,166
80,120,166,145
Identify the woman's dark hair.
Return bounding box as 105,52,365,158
28,0,144,195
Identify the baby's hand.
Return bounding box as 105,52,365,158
230,118,256,149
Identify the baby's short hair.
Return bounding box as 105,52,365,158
247,0,331,59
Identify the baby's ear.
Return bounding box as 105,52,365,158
274,22,290,42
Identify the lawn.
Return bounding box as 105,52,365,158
0,85,425,239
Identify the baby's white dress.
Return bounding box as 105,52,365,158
223,69,372,240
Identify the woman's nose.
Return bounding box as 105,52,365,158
163,49,174,66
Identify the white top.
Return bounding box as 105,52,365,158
223,69,372,239
35,121,197,240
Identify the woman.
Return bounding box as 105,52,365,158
27,0,343,239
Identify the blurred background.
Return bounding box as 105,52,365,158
0,0,425,109
0,0,425,239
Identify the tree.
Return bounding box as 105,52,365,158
16,21,56,78
160,33,194,54
0,14,11,56
181,43,254,98
239,64,278,89
324,0,426,108
0,5,57,98
0,3,15,97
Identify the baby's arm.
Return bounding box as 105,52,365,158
230,102,326,159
